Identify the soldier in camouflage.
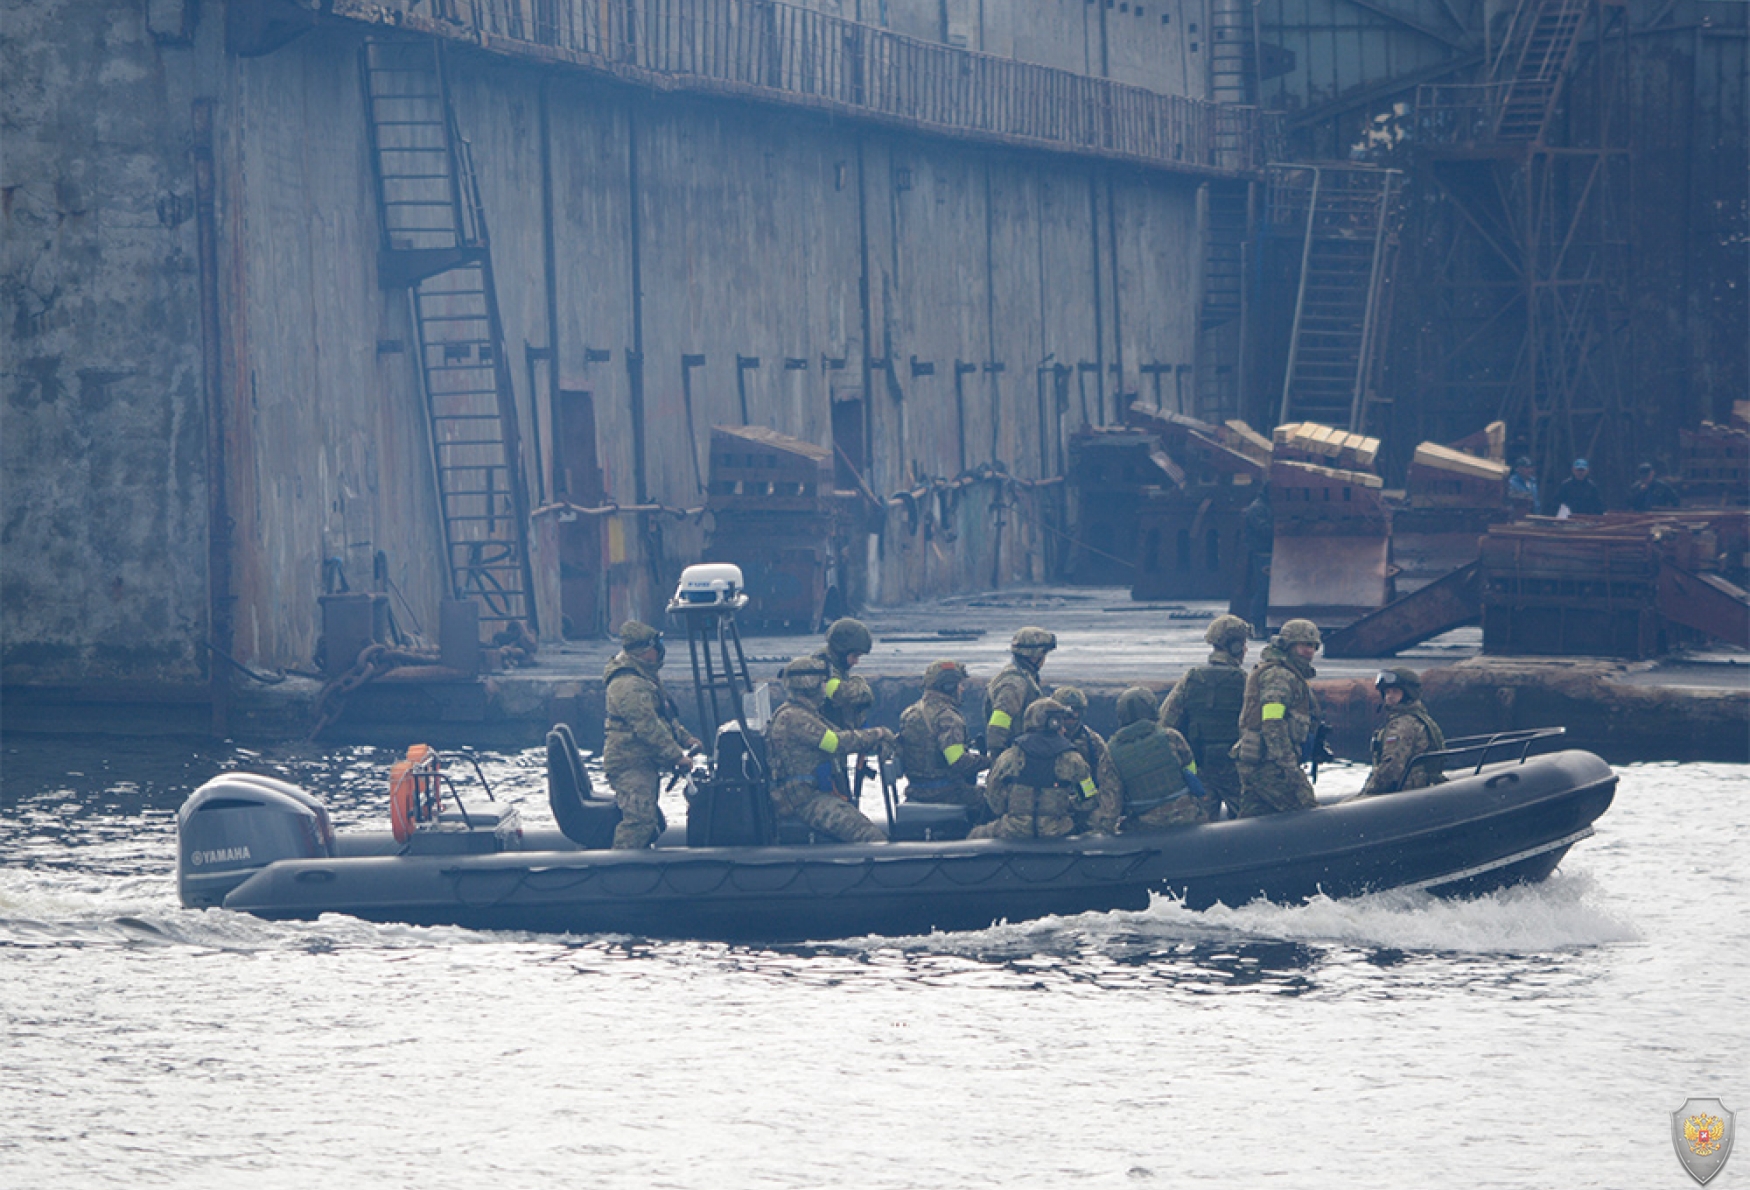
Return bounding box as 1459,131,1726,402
815,617,878,801
1359,667,1448,798
898,660,987,807
816,618,876,728
603,620,701,849
1158,614,1251,820
1100,686,1210,833
765,655,895,843
1229,618,1323,817
982,626,1055,755
1053,686,1115,833
969,698,1098,840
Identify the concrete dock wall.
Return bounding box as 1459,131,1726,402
1,0,215,685
3,0,1230,689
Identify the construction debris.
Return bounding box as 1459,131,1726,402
1327,511,1750,658
704,425,842,631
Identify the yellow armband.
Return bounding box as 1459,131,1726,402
819,729,840,754
1261,703,1287,721
824,677,842,699
1079,777,1097,799
944,744,966,765
988,709,1012,730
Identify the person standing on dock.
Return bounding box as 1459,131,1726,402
1359,668,1448,798
898,660,988,808
1158,614,1251,820
970,698,1098,840
1508,456,1539,516
1230,619,1323,817
604,621,701,850
1551,458,1605,517
766,656,895,843
1098,686,1210,833
1627,462,1681,512
983,626,1055,754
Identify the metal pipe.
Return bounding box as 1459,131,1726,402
192,98,231,738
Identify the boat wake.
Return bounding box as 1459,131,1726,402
859,867,1638,958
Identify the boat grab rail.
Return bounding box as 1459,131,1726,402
1419,727,1568,777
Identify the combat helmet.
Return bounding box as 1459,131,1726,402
1116,686,1158,726
1054,685,1088,716
825,617,873,658
1374,667,1422,700
1011,626,1057,655
1204,614,1252,650
1022,697,1071,733
923,659,969,693
619,620,662,649
782,655,830,694
1276,618,1322,649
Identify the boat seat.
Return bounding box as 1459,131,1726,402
403,802,523,855
547,725,622,848
774,818,821,845
891,802,973,841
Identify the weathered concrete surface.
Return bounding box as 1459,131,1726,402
1,0,213,685
4,4,1237,694
172,588,1746,766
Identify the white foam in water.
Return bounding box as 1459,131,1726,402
1132,870,1639,953
868,868,1637,957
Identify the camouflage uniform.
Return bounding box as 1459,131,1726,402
766,656,893,842
814,618,877,803
1159,615,1252,820
1102,686,1207,833
603,622,700,849
969,699,1098,840
1230,623,1322,817
982,627,1055,754
1359,670,1447,797
1055,686,1115,833
898,661,986,807
816,618,876,729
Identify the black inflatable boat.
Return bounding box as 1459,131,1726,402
177,729,1615,942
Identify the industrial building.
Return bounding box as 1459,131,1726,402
2,0,1744,731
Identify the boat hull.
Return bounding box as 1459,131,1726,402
202,750,1616,941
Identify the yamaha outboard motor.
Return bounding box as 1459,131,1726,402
177,775,334,908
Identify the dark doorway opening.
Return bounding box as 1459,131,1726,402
831,393,867,493
554,389,605,639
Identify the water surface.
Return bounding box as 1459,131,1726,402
2,737,1745,1188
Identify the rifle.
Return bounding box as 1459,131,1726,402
1304,721,1334,783
851,751,879,807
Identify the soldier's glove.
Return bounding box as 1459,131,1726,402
673,756,694,775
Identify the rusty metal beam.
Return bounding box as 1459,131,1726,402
1323,562,1482,657
1657,561,1750,649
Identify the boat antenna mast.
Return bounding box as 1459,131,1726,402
666,564,760,752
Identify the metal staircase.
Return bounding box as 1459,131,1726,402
362,38,536,635
1490,0,1590,143
1269,165,1402,432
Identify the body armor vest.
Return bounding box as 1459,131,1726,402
1016,733,1074,789
1106,722,1188,811
1177,665,1246,759
1371,702,1448,789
